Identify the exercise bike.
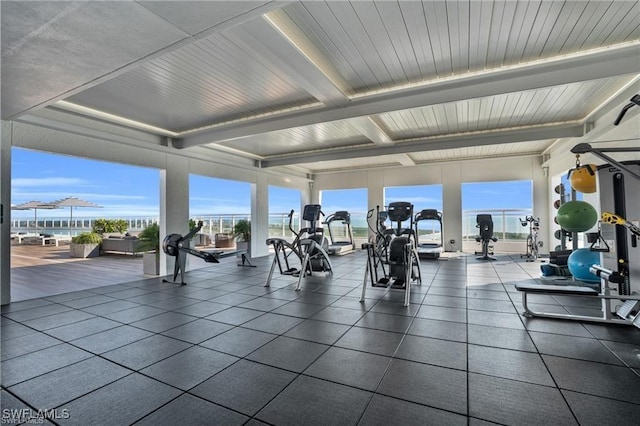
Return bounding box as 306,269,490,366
264,204,333,290
361,202,421,307
520,216,542,261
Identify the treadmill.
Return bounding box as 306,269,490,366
414,209,443,259
323,211,355,255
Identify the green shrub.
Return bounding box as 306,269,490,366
233,219,251,242
92,218,128,234
136,223,160,253
71,232,102,245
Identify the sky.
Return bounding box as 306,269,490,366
11,148,533,222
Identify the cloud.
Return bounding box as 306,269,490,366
12,190,147,202
12,177,89,187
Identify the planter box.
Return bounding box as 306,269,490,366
70,243,100,258
143,252,160,275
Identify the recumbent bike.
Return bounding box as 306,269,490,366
264,204,333,290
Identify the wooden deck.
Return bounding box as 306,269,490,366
10,242,147,301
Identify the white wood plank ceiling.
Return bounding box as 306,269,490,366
2,1,639,174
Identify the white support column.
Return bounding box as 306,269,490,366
532,157,550,255
442,164,462,252
1,122,12,305
367,171,384,241
160,155,190,275
251,174,269,258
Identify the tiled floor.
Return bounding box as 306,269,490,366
2,252,640,425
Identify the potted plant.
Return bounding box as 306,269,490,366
136,223,160,275
70,232,102,258
233,219,251,256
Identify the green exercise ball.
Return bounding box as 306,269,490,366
556,200,598,232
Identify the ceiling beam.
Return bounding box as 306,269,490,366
394,154,416,166
259,122,585,168
350,116,393,145
175,43,640,148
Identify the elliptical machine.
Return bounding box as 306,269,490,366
361,202,422,307
265,204,333,290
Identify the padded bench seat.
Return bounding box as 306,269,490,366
515,283,599,296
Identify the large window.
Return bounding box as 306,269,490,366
268,186,301,238
319,188,368,238
189,174,250,235
461,180,532,241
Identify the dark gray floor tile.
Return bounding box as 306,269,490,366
146,296,201,310
1,298,54,313
9,357,130,409
428,287,467,297
529,331,624,365
369,300,420,317
358,394,467,426
469,344,554,386
468,418,502,425
205,307,265,325
1,333,61,361
104,305,167,323
191,359,297,416
60,294,117,309
355,311,413,333
469,373,577,425
140,346,238,390
247,336,328,373
1,321,39,341
1,343,92,386
271,301,328,318
422,294,467,308
415,305,467,323
135,393,248,426
304,347,391,391
241,312,304,334
257,375,371,426
22,310,95,331
395,335,467,370
601,340,640,368
407,317,467,342
467,298,517,313
238,297,290,312
583,323,640,345
171,300,230,317
283,319,351,345
161,318,233,344
310,306,366,325
200,327,276,357
467,310,524,329
543,355,640,404
102,287,151,299
377,358,467,415
70,325,153,354
293,292,342,306
57,374,181,426
44,317,121,341
335,327,404,357
130,311,195,333
467,324,536,352
562,390,640,426
80,299,140,316
44,291,97,303
185,288,228,300
522,317,592,337
102,334,191,370
467,289,510,301
211,293,258,305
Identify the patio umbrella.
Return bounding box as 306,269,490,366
50,197,102,235
11,201,59,233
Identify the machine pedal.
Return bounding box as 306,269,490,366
616,300,640,321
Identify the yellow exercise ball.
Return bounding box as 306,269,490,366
569,164,597,193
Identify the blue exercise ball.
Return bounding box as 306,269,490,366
567,248,600,283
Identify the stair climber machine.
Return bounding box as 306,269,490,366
162,221,248,285
323,211,355,255
265,204,333,291
361,202,422,307
414,209,443,259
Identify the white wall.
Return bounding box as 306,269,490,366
314,155,549,253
